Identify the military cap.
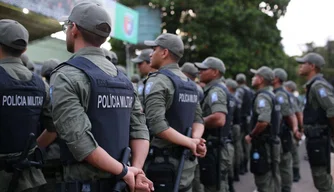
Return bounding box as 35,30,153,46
131,49,153,64
194,57,226,74
284,80,297,91
103,48,118,64
295,52,325,68
181,62,198,78
20,53,34,71
131,74,140,83
273,68,288,82
250,66,274,81
60,2,111,38
41,59,60,77
236,73,246,82
144,33,184,58
226,79,238,89
0,19,29,50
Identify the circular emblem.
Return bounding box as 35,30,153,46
252,152,260,160
123,13,134,37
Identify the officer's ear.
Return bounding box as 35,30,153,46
70,23,80,37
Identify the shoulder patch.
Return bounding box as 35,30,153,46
277,96,284,104
145,82,154,95
258,99,266,107
138,84,144,94
318,87,327,98
49,85,53,103
211,92,218,103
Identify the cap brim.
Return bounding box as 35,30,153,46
295,57,306,63
194,62,209,70
144,40,158,47
131,57,144,64
58,16,69,22
250,69,258,74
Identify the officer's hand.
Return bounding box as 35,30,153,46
135,173,154,192
123,166,143,192
294,131,302,140
245,135,252,144
196,143,207,158
189,138,201,156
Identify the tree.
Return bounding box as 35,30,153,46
116,0,292,81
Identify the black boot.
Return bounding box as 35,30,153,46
234,167,240,181
293,167,301,182
239,162,245,175
228,177,235,192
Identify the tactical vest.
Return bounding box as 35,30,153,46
233,95,241,125
304,76,333,125
158,69,198,135
204,83,233,138
251,90,280,136
240,86,254,117
197,86,204,103
0,66,45,154
58,57,134,163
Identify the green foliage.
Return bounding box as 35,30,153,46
116,0,293,82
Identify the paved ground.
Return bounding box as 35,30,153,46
234,142,318,192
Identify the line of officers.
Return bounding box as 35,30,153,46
1,2,334,192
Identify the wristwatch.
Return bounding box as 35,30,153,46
115,163,128,180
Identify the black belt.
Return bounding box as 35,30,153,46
149,147,195,161
57,179,118,192
206,137,232,147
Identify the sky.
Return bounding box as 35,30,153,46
277,0,334,56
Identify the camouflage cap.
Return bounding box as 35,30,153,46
273,68,288,82
250,66,274,81
195,57,226,73
236,73,246,82
131,49,153,63
226,79,238,89
144,33,184,58
284,80,297,91
0,19,29,50
181,62,198,78
41,59,60,77
295,52,325,68
60,2,111,38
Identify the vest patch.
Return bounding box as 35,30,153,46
2,95,44,107
97,94,133,109
179,93,198,103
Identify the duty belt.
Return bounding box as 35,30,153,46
304,125,328,138
149,147,195,161
206,137,232,148
0,153,42,173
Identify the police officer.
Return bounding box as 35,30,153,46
226,79,242,185
296,52,334,192
195,57,234,192
50,3,153,192
20,53,35,72
181,62,204,102
235,73,253,174
143,33,206,192
273,68,300,192
246,66,281,192
41,59,60,84
0,19,54,192
284,80,303,182
131,49,154,105
102,48,118,65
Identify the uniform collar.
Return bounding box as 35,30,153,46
273,85,284,92
304,73,323,87
258,86,273,92
71,47,105,58
159,63,179,70
204,79,224,92
0,57,24,65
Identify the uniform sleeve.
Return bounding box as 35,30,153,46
313,83,334,118
194,102,204,124
255,95,272,123
50,70,98,162
130,89,150,140
276,92,293,116
144,76,170,135
41,81,55,132
209,88,228,114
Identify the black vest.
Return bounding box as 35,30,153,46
204,83,233,138
233,95,241,125
0,67,45,154
251,90,280,136
158,69,198,135
304,76,333,125
58,57,134,163
240,86,254,117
